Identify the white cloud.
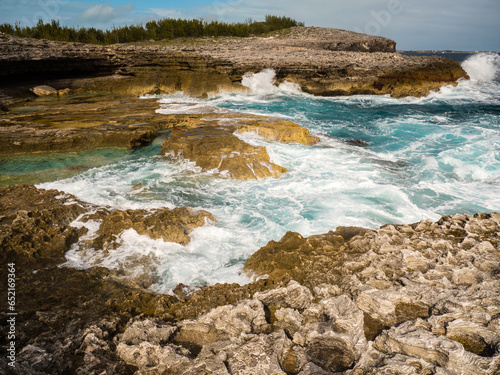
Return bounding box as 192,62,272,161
80,3,135,24
148,8,183,19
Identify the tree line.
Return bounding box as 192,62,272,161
0,16,304,44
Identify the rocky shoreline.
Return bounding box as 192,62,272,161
1,26,498,375
0,26,467,107
0,184,499,374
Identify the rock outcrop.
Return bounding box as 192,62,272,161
1,185,499,374
0,184,89,269
0,27,467,105
82,206,215,249
160,114,319,179
162,125,288,179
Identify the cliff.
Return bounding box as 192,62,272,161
0,27,467,106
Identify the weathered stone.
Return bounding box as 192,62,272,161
120,319,177,346
374,320,496,375
0,28,466,105
2,183,500,374
0,184,89,269
30,85,58,96
116,341,191,373
236,119,319,145
83,206,215,249
162,126,287,180
174,299,268,349
254,280,314,310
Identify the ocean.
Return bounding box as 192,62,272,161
5,52,500,293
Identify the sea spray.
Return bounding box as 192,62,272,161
462,53,500,82
241,68,303,96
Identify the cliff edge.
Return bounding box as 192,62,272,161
0,27,467,105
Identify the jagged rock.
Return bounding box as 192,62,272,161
373,320,498,374
174,299,269,349
117,342,191,374
254,280,314,310
82,206,215,249
0,184,89,269
162,126,287,180
2,184,500,374
119,319,177,346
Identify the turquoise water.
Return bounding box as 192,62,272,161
23,53,500,292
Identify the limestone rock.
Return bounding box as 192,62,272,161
162,126,287,180
174,299,268,348
236,119,319,145
30,85,58,96
116,341,191,374
83,206,215,249
374,320,497,375
0,184,89,269
1,28,467,112
120,319,177,346
254,280,314,310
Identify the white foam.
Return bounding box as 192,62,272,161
462,53,500,82
241,68,304,97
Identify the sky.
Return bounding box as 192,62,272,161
0,0,498,51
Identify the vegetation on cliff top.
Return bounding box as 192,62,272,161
0,15,304,44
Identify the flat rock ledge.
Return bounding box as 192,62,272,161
1,184,499,374
0,92,319,181
0,27,467,106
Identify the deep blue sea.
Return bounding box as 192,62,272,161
6,52,500,292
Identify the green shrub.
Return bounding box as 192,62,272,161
0,16,304,44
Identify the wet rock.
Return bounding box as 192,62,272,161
236,119,319,145
162,126,287,180
83,206,215,249
0,95,162,155
2,183,500,374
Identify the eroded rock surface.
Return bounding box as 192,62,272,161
160,114,318,180
162,126,287,180
82,206,215,249
1,185,499,374
0,184,89,269
0,27,467,106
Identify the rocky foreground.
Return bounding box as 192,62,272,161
0,184,499,374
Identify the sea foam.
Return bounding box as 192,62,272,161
241,68,303,96
462,53,500,82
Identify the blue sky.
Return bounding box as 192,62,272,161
0,0,498,51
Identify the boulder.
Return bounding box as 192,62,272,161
30,85,58,96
